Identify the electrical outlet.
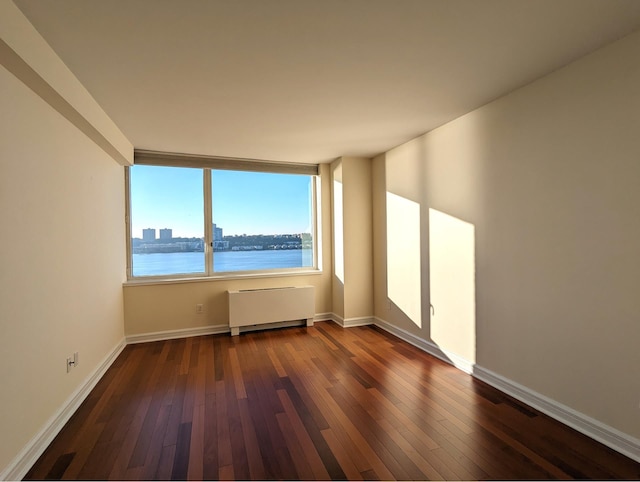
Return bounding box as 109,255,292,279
196,304,204,314
66,352,79,373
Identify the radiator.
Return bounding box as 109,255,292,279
228,286,315,336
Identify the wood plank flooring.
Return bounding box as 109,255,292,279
25,322,640,480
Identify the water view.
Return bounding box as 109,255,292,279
132,249,313,277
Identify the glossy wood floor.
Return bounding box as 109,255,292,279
26,322,640,480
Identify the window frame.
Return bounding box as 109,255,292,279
125,151,322,282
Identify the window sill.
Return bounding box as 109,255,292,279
123,268,323,287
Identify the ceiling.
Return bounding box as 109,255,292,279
14,0,640,164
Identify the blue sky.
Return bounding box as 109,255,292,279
130,165,312,238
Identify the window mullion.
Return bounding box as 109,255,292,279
313,175,321,270
125,166,133,279
203,169,213,275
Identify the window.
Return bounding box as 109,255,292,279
129,165,205,277
126,151,320,279
211,170,314,272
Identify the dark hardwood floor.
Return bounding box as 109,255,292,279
25,322,640,480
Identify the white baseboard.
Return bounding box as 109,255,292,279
314,312,334,322
372,316,640,464
473,366,640,463
373,316,475,374
126,324,229,344
343,316,374,327
328,312,345,326
1,338,126,481
324,313,374,328
126,317,343,343
127,314,348,344
127,313,344,345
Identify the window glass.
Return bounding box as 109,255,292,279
127,164,317,278
211,170,314,272
129,165,205,276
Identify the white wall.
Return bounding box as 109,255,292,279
374,29,640,441
0,4,131,476
331,157,373,324
0,64,126,475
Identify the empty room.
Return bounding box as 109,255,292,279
1,0,640,479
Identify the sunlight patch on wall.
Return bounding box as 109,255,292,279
386,192,421,328
429,208,476,363
333,180,344,283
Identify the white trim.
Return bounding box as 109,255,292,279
373,317,475,373
313,174,323,275
473,366,640,463
123,267,323,287
331,313,344,326
343,316,374,328
314,312,334,322
134,149,319,175
126,325,229,344
0,338,127,481
372,316,640,464
127,313,344,345
203,169,213,276
321,313,374,328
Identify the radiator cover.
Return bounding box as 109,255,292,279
228,286,315,336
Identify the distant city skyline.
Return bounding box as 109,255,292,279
131,228,310,255
130,166,313,238
132,223,309,240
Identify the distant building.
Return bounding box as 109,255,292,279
142,228,156,241
213,223,223,241
212,223,229,250
159,228,172,240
